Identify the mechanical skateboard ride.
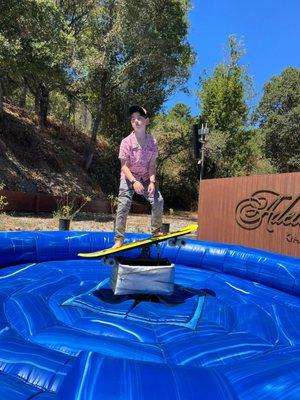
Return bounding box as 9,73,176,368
78,224,198,266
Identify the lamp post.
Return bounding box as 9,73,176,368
192,123,210,181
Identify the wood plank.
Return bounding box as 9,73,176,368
197,172,300,257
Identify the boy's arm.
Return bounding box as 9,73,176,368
149,137,159,183
120,160,136,183
147,157,157,196
148,157,157,183
120,160,144,194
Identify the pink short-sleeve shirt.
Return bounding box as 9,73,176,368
119,132,158,180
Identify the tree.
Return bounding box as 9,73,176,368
151,104,198,209
197,36,273,177
0,0,72,126
199,36,250,134
0,0,22,119
254,67,300,172
80,0,194,170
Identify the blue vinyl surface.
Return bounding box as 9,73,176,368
0,230,299,399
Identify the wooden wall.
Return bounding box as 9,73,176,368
197,172,300,258
1,191,150,214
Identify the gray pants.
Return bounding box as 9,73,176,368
114,179,164,241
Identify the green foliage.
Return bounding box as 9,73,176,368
1,0,195,173
168,208,174,217
198,36,251,134
1,1,70,79
108,194,118,214
151,104,198,209
197,36,272,178
49,92,71,122
204,130,229,177
53,190,91,220
77,0,195,168
254,67,300,172
0,0,74,125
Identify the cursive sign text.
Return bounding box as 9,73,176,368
286,233,300,244
236,190,300,233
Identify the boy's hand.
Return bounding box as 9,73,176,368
133,181,144,195
147,182,155,196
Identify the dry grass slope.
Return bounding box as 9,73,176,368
0,102,110,198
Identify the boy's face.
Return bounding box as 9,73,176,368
130,112,149,132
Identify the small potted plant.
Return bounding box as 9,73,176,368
53,191,91,230
0,183,8,226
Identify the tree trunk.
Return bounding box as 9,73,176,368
84,100,103,171
19,85,27,108
39,83,49,127
0,78,3,121
85,73,107,171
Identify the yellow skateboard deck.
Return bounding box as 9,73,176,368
78,224,198,259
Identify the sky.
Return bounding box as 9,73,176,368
164,0,300,116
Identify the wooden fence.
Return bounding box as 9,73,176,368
1,191,150,214
197,172,300,257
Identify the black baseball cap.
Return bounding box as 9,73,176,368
129,104,148,118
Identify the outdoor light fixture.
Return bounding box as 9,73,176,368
192,123,210,181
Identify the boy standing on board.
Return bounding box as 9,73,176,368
113,104,164,248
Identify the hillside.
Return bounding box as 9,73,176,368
0,103,118,199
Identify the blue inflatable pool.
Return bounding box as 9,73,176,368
0,231,299,399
